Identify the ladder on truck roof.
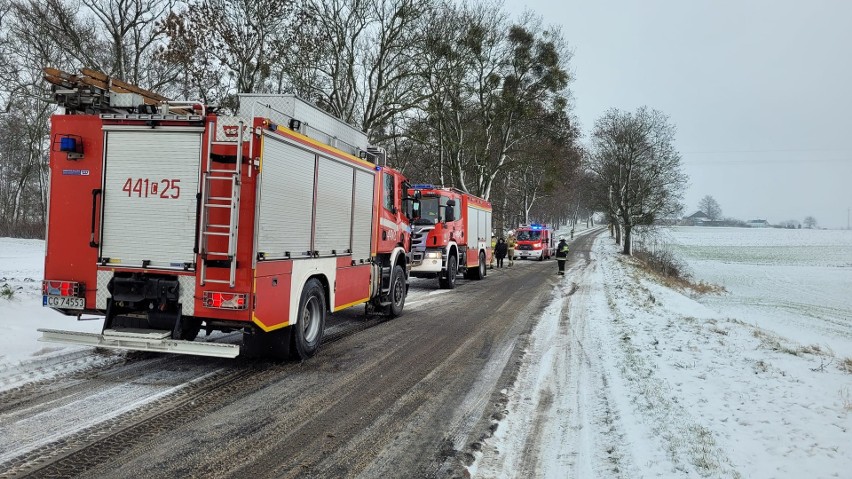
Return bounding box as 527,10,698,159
198,121,243,288
43,67,172,113
44,66,203,119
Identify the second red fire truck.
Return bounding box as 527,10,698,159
407,185,492,288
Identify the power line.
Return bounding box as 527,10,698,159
682,148,852,155
683,157,852,165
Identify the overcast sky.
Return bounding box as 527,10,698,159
506,0,852,228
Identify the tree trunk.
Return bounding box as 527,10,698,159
622,224,632,255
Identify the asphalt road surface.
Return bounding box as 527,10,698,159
0,230,601,479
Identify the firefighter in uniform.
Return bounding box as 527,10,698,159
489,235,497,269
556,237,569,275
507,234,516,267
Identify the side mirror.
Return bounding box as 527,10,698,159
445,206,455,222
443,199,457,222
402,194,420,221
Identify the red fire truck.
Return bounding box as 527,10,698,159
407,185,492,288
39,69,414,359
514,224,555,261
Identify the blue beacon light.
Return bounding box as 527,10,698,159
59,137,77,152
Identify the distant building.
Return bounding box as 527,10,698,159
747,219,769,228
682,211,709,226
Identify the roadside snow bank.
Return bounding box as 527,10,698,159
0,238,103,388
471,233,852,478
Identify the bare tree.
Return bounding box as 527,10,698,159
416,8,573,201
282,0,432,141
587,107,687,255
0,0,86,236
82,0,178,89
698,194,722,221
0,0,179,237
803,216,817,229
6,0,175,91
160,0,306,110
473,19,572,201
507,109,580,225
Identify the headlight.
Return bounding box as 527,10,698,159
425,252,442,259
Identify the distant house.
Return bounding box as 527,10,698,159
683,211,709,226
747,219,769,228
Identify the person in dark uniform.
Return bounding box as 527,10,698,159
495,237,508,268
555,237,569,275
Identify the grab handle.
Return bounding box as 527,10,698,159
89,188,102,247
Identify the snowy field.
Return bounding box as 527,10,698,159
472,228,852,478
666,227,852,358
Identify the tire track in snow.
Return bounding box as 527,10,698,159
471,231,626,478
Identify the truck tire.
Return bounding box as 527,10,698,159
483,253,487,277
439,254,458,289
386,264,406,317
291,278,326,360
177,318,202,341
470,251,486,280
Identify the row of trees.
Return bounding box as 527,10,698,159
0,0,589,237
1,0,688,256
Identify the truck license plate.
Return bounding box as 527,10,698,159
43,295,85,310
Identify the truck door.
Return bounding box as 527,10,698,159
99,128,203,269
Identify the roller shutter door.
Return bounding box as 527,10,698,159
315,157,354,254
100,129,202,268
258,134,315,258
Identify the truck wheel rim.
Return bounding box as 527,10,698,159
302,296,321,343
392,276,404,305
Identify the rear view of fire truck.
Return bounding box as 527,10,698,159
407,185,491,288
39,68,413,359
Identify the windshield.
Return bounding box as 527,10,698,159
516,230,542,241
413,197,441,225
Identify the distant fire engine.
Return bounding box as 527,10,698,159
39,68,415,359
514,224,555,261
407,185,492,288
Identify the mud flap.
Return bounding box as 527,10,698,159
241,326,293,360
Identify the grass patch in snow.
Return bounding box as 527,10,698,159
0,283,14,300
631,227,726,297
751,328,834,360
632,248,725,297
840,357,852,375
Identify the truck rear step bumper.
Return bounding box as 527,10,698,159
38,328,240,359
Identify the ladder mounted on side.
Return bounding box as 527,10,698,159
198,121,244,287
